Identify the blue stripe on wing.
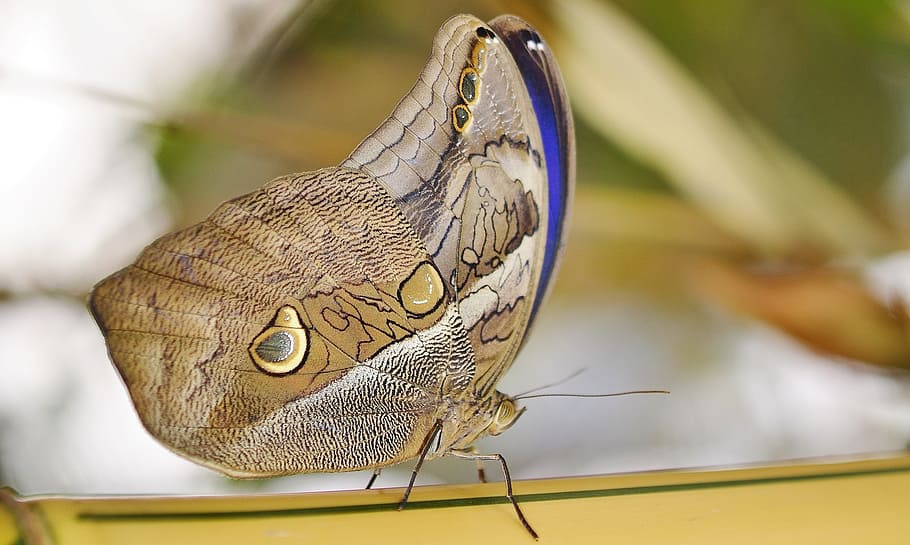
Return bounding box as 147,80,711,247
493,22,574,333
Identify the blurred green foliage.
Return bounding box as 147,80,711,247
612,0,904,199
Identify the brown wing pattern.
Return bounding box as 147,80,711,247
90,14,570,476
344,15,550,395
91,168,455,475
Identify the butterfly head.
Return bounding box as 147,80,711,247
439,390,526,454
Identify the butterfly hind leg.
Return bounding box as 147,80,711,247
397,419,444,510
365,468,382,490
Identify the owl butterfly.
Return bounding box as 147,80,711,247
90,13,574,538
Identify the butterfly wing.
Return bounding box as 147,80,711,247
91,167,464,476
90,14,574,477
345,14,574,396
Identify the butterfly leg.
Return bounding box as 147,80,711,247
398,420,443,511
450,450,538,540
455,445,488,482
365,468,382,490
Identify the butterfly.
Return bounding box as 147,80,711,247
89,13,574,538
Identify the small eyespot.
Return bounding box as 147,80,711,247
452,104,471,133
459,68,479,104
475,27,494,39
398,261,445,317
249,305,309,375
471,42,487,73
520,29,544,52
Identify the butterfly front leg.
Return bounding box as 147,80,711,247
451,445,488,483
450,448,538,540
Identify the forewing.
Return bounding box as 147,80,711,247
344,14,575,394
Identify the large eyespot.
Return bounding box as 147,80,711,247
249,305,309,375
488,398,526,436
398,261,444,317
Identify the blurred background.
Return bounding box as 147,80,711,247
2,0,910,496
